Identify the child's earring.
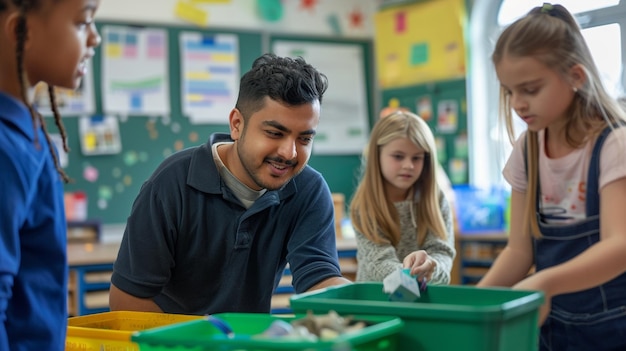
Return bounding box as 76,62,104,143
572,86,578,93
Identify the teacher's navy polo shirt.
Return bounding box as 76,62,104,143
112,133,342,314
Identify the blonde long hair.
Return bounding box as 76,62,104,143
350,111,448,246
493,4,626,238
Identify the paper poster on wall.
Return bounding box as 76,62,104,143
180,32,239,124
101,25,170,116
33,61,95,116
174,0,209,27
416,95,432,121
436,100,458,134
79,115,122,155
272,41,369,154
449,158,467,184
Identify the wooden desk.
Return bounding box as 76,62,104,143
68,242,120,266
67,240,356,266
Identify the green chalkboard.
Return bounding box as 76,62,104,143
44,22,374,225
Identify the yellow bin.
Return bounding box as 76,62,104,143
65,311,202,351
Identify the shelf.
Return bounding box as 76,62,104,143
457,233,508,241
270,240,357,313
456,232,507,285
461,259,495,267
68,263,114,316
84,290,110,310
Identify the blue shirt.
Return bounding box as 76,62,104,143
112,133,342,315
0,92,67,351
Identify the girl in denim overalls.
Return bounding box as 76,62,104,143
477,3,626,350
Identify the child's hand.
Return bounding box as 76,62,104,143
403,250,437,282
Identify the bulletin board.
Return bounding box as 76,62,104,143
374,0,467,88
43,22,375,225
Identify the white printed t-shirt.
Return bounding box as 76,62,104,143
503,128,626,224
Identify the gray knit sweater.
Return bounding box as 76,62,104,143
355,193,456,284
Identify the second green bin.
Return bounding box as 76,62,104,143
289,282,543,351
131,312,404,351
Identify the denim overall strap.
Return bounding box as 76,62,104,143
533,125,626,350
585,125,613,216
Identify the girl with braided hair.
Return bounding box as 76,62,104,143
0,0,101,349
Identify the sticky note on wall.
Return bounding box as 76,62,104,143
410,43,429,66
175,0,209,27
395,11,406,33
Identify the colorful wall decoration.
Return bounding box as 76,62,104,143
374,0,467,88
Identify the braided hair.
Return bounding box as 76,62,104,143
1,0,70,182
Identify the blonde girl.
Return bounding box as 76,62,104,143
350,111,455,285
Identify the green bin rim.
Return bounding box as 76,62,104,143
289,282,544,322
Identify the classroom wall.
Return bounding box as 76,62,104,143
97,0,377,39
55,0,378,240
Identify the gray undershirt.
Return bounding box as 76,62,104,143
212,142,266,209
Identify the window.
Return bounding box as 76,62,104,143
468,0,626,188
582,24,623,98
